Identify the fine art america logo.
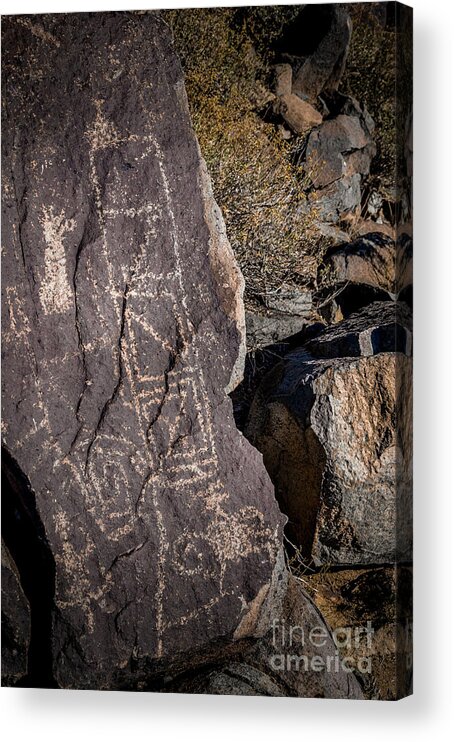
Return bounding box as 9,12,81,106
269,619,375,675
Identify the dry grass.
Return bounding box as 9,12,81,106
344,4,397,200
165,7,323,309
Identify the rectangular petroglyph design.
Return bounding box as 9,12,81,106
2,4,412,700
39,207,75,315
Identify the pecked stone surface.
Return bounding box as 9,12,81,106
1,12,284,689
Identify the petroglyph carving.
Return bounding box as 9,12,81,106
1,12,284,689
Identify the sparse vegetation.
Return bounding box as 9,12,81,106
165,5,406,299
343,5,397,199
165,8,322,308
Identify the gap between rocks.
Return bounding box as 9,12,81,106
1,447,57,687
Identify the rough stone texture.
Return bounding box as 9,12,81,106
307,115,375,189
1,541,31,686
272,63,292,97
316,235,413,321
322,91,375,136
314,221,351,244
245,309,313,351
1,12,285,689
167,577,364,699
198,154,247,393
310,173,362,224
304,302,412,359
292,7,352,101
303,102,375,224
245,286,314,350
318,233,396,294
354,220,394,239
275,93,322,135
246,304,413,565
265,285,312,316
304,566,413,700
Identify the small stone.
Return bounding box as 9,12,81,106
277,93,322,135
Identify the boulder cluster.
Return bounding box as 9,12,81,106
263,5,376,228
229,5,413,698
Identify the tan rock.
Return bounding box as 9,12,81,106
246,303,413,566
198,153,246,393
319,233,397,294
353,219,394,239
277,94,322,135
273,63,292,97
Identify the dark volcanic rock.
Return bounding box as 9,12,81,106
166,576,364,699
246,310,310,351
304,566,413,699
246,304,412,565
1,12,285,689
1,541,31,686
310,173,362,225
316,234,413,320
307,114,376,190
245,285,314,350
305,302,412,359
304,100,376,224
292,7,352,101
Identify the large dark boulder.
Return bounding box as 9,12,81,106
1,12,284,689
246,303,412,566
306,109,376,223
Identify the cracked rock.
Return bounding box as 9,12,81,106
1,11,284,689
246,303,412,566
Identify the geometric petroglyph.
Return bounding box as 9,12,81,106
1,11,284,688
39,206,75,314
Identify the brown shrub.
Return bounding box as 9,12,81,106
165,8,321,308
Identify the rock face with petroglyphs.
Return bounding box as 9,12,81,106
1,12,285,689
